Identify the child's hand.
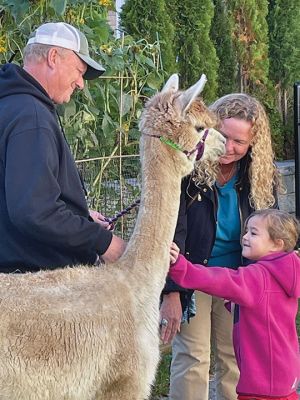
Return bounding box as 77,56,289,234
170,242,180,264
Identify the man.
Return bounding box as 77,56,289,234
0,22,126,272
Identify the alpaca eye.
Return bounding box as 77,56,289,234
195,126,204,132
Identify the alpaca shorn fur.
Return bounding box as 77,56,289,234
0,74,225,400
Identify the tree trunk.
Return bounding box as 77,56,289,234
283,89,288,126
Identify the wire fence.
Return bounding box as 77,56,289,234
76,154,141,240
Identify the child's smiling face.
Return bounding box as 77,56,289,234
242,215,283,260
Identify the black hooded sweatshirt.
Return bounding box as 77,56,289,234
0,63,112,272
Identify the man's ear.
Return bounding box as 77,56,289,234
47,47,59,69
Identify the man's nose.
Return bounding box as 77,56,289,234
76,76,85,90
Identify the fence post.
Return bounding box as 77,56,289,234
294,82,300,218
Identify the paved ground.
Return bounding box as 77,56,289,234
209,377,217,400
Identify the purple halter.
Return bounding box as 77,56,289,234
182,128,209,161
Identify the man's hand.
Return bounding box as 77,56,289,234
89,210,113,230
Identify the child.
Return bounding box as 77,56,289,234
169,209,300,400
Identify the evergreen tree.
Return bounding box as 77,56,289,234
211,0,238,96
227,0,285,158
164,0,178,23
168,0,218,102
268,0,300,135
120,0,176,74
228,0,270,93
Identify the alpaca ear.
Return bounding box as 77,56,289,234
161,74,179,94
177,74,207,113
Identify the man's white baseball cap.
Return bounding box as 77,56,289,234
27,22,105,80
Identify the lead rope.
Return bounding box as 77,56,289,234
104,198,141,225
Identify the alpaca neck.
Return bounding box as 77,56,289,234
121,158,182,278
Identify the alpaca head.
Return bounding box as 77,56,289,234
139,74,226,177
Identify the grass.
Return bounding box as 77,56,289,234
296,307,300,335
150,351,172,399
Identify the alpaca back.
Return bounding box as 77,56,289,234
0,266,143,399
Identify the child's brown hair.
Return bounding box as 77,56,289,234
244,209,300,252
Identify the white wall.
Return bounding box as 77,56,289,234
276,160,296,214
115,0,126,37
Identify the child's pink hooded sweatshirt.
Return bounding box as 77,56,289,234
169,251,300,397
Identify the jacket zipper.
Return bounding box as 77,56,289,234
236,182,244,264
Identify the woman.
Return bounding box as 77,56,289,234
160,93,280,400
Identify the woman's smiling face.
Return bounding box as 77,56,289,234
218,118,252,165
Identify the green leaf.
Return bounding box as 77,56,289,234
50,0,67,16
143,57,156,69
109,56,125,71
87,105,100,116
146,72,163,90
101,113,114,138
74,129,83,139
93,25,111,43
90,132,99,147
120,93,133,117
64,100,77,120
4,0,30,24
129,128,141,141
83,85,94,103
82,111,94,123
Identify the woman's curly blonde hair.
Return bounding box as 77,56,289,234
193,93,279,210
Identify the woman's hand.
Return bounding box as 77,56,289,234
159,292,182,344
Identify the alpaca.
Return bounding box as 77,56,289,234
0,74,225,400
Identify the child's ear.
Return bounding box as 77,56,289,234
274,238,285,251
